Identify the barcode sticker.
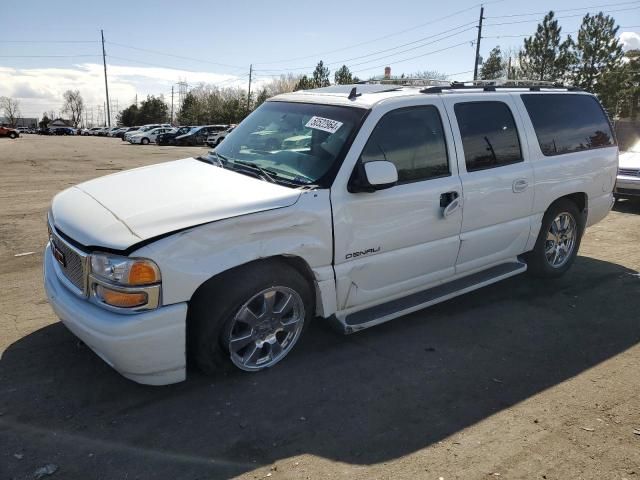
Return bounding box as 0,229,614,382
305,116,343,134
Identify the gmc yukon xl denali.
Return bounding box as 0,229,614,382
44,83,618,385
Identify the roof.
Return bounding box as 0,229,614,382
270,82,589,109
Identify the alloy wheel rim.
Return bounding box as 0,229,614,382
545,212,577,268
227,286,305,371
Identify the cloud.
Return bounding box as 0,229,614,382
0,63,251,118
620,31,640,51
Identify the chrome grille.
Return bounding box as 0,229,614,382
49,226,88,294
619,168,640,177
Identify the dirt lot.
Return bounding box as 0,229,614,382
1,134,639,480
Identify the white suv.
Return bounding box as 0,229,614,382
44,83,618,385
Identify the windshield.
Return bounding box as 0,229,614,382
215,101,367,187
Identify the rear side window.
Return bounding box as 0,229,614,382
454,101,523,172
360,106,449,183
521,94,615,156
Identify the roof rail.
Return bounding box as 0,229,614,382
419,79,582,94
358,78,451,87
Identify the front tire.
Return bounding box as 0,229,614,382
189,261,313,374
525,199,583,278
141,137,149,145
9,132,17,139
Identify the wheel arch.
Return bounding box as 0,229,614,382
548,192,588,225
187,254,318,315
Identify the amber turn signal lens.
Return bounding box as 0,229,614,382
128,261,160,285
96,285,147,308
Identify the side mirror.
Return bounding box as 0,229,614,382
349,160,398,193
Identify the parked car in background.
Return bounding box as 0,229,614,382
42,84,618,385
114,127,138,139
156,126,192,145
0,126,19,138
52,127,76,136
123,124,170,142
128,127,174,145
205,126,234,147
175,125,227,146
17,127,30,134
615,144,640,201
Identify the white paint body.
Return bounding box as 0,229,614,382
45,88,617,385
615,150,640,197
128,127,173,144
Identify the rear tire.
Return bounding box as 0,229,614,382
525,199,584,278
188,261,313,375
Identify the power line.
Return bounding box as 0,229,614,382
106,41,246,71
253,4,483,66
255,22,477,73
484,6,640,26
0,54,100,58
486,0,640,19
0,40,98,43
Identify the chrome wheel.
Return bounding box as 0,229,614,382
226,286,305,371
545,212,577,268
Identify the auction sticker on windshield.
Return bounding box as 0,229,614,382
305,116,343,134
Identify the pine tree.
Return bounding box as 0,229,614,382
294,75,314,91
480,46,505,80
518,11,574,82
334,65,354,84
573,13,624,92
312,61,330,87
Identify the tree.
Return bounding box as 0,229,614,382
334,65,355,84
518,11,574,82
254,88,269,109
61,90,84,128
480,46,505,80
312,61,330,87
137,95,168,124
39,113,51,129
117,104,139,126
294,75,314,91
573,13,624,93
0,96,21,126
177,92,200,125
410,70,448,80
265,73,301,96
616,49,640,118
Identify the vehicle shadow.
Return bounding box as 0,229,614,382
613,198,640,214
1,256,639,479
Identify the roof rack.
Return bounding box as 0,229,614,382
420,79,583,93
358,77,451,87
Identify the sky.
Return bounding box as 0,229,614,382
1,0,639,123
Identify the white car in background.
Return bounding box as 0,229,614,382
124,124,171,142
615,144,640,200
128,127,174,145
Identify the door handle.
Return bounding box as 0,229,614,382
440,191,461,218
512,179,529,193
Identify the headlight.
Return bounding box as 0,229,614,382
90,253,160,286
89,253,161,311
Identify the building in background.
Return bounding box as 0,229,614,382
0,117,38,128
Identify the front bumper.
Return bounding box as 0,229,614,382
615,176,640,198
44,244,187,385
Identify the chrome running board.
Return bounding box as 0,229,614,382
336,261,527,334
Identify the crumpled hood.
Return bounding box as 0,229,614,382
51,158,301,250
619,151,640,170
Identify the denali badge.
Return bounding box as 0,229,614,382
345,247,381,259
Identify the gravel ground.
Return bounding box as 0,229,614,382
1,134,639,480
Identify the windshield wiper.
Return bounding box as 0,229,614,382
233,160,278,183
197,151,227,168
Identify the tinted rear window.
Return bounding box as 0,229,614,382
454,101,523,172
521,94,615,156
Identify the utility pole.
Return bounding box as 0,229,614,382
103,102,106,126
171,85,174,124
101,29,111,127
507,57,512,80
473,6,484,81
246,64,253,113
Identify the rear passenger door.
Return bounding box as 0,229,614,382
442,95,534,273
